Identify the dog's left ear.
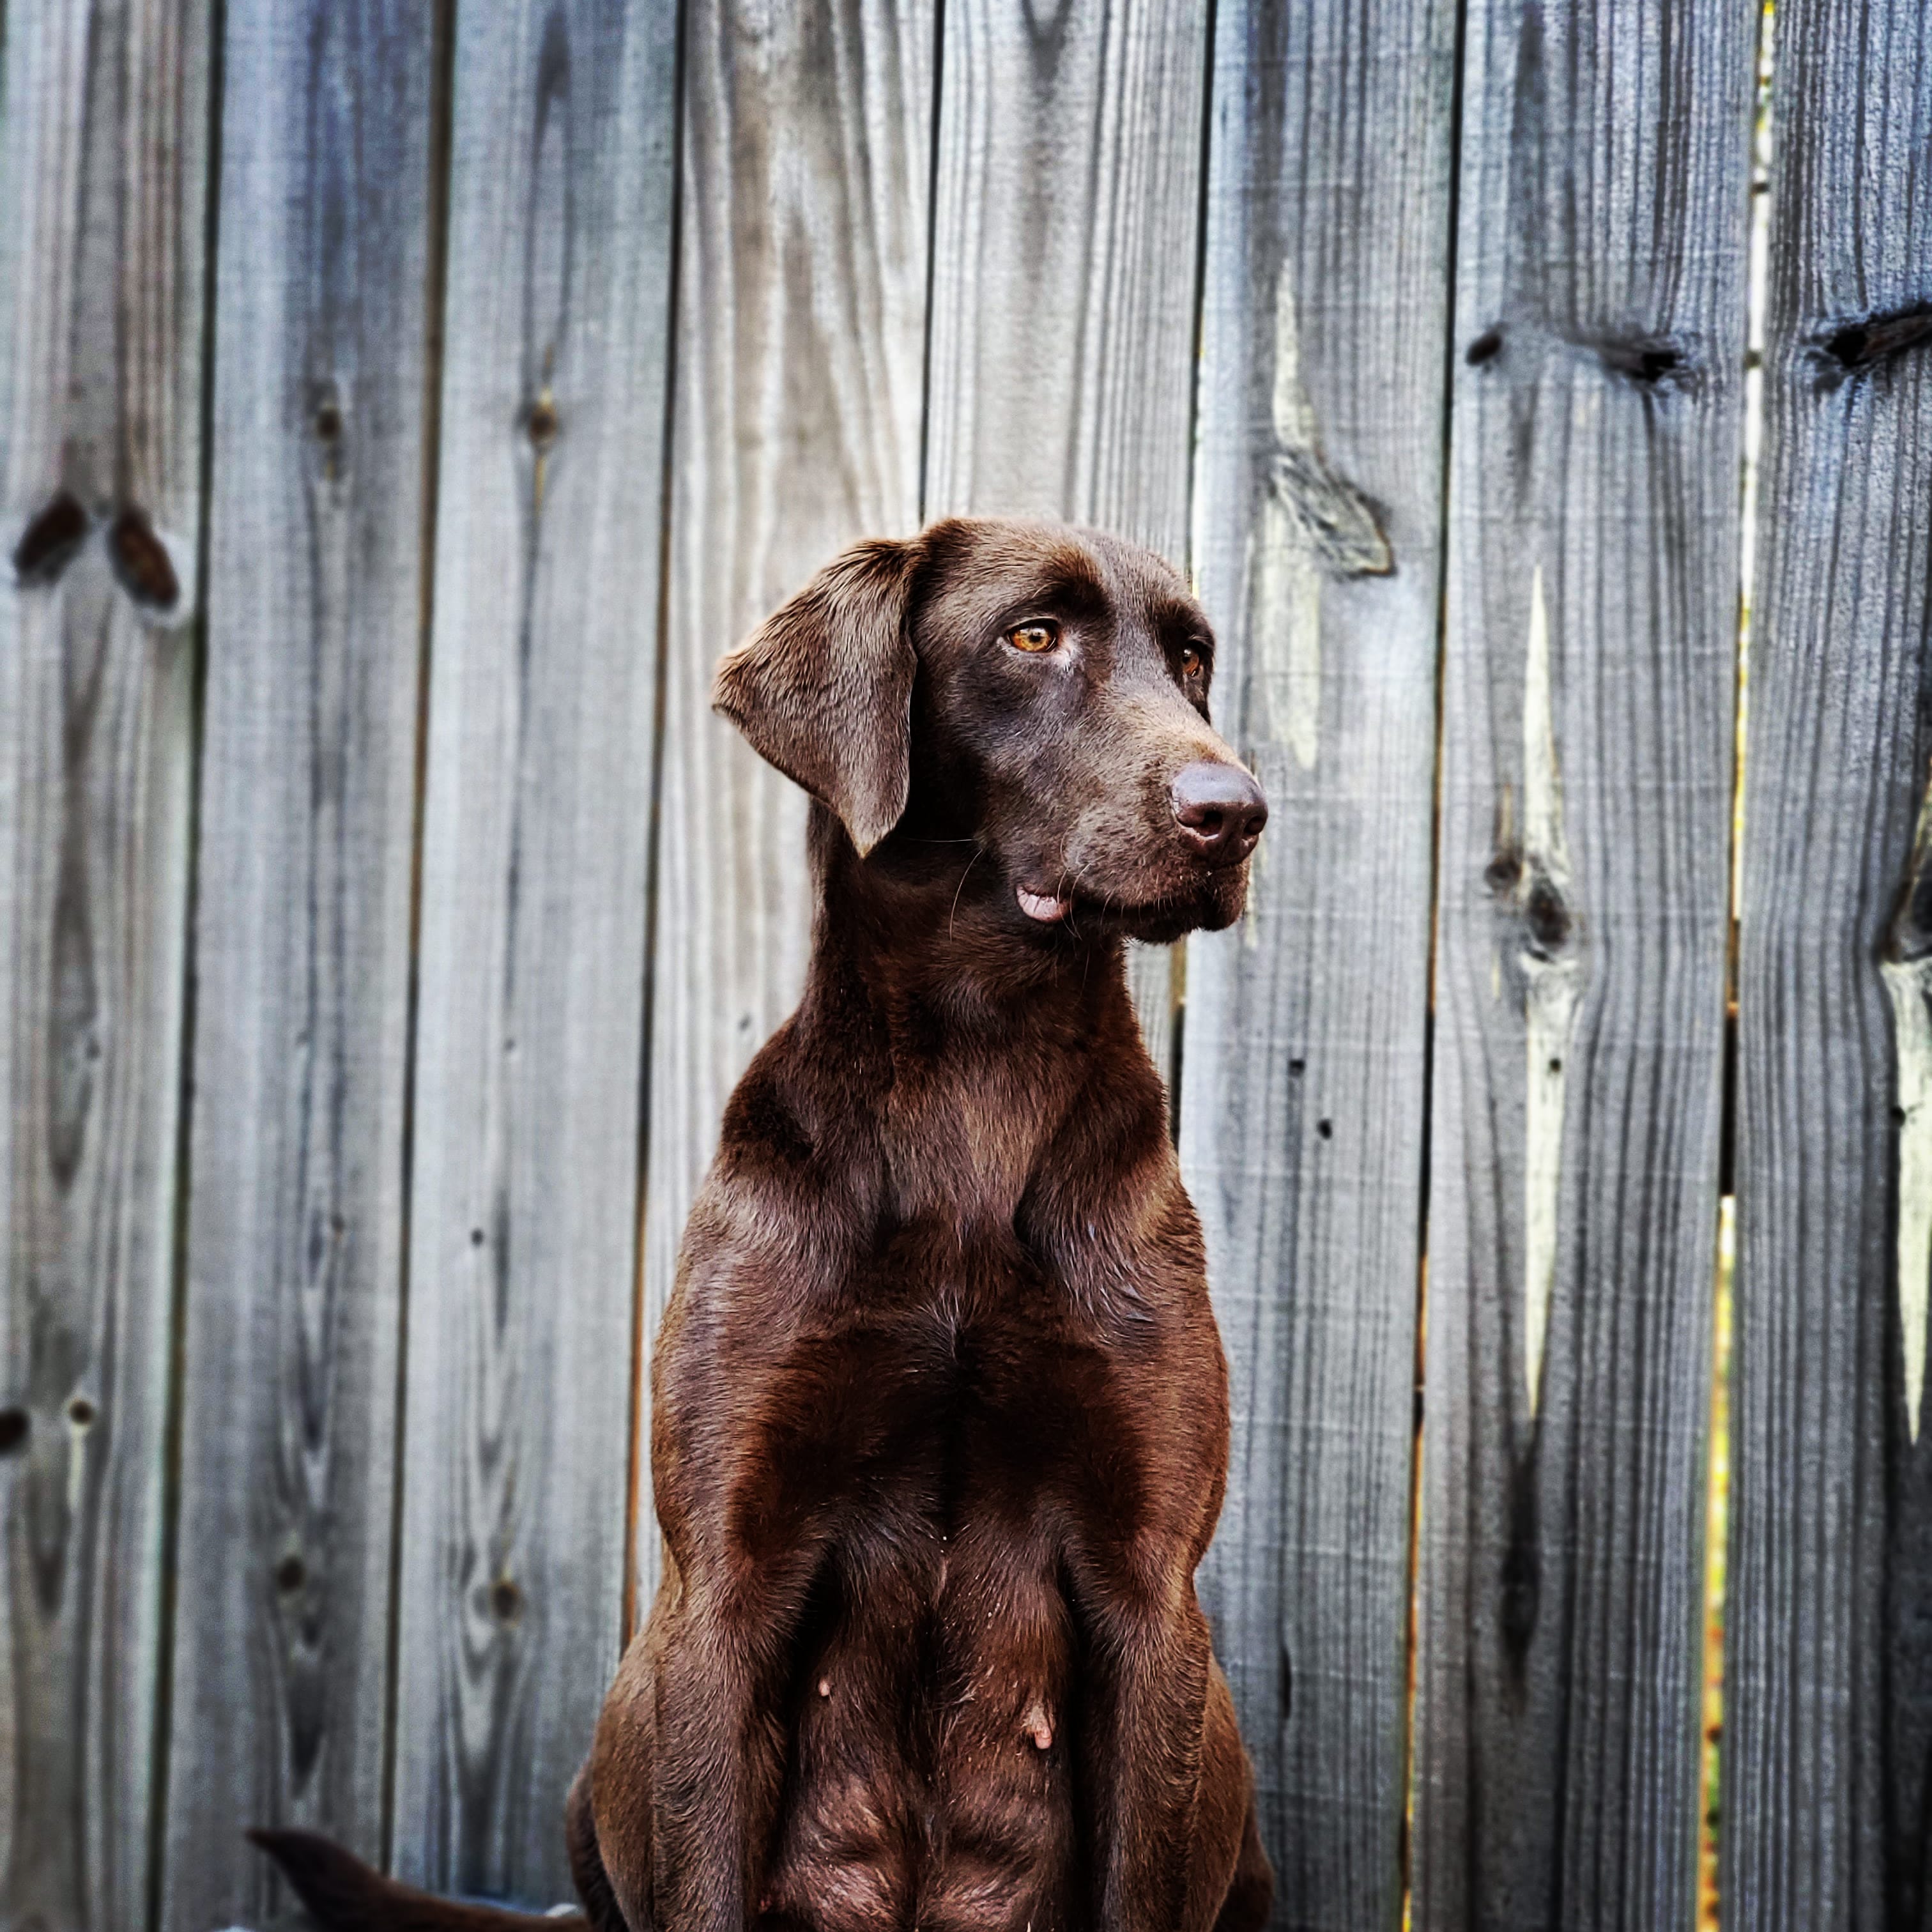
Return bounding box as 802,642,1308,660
713,536,918,857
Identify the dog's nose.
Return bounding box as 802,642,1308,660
1171,761,1268,862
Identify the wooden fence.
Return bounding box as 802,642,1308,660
3,1,1928,1928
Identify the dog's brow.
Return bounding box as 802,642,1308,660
1128,601,1210,670
1004,563,1108,620
1153,597,1209,637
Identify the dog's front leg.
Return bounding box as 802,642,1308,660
646,1551,818,1932
1075,1561,1217,1932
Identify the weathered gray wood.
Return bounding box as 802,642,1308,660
159,6,440,1927
1414,2,1756,1925
1725,2,1932,1924
636,0,935,1605
923,0,1210,1077
1177,3,1452,1926
923,0,1204,541
0,3,210,1926
393,1,678,1906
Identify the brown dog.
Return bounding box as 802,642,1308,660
256,517,1273,1932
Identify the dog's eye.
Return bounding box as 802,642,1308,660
1180,641,1208,678
1005,620,1060,653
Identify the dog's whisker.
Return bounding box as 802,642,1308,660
1054,863,1080,940
949,846,985,937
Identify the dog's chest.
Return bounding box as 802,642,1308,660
762,1248,1105,1932
742,1140,1164,1932
811,1221,1130,1526
875,1041,1085,1227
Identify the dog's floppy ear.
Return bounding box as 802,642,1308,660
713,536,918,857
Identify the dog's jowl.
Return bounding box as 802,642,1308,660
257,518,1275,1932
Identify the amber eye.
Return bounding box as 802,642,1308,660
1180,641,1208,678
1005,618,1060,653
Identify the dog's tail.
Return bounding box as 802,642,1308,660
250,1828,584,1930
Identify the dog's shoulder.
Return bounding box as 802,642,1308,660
661,1023,882,1337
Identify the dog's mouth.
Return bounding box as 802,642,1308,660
1011,871,1246,940
1015,884,1073,924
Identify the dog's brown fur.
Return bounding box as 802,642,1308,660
258,518,1273,1932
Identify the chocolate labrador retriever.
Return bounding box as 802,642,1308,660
255,516,1274,1932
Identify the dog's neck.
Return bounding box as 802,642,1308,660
801,809,1137,1050
782,808,1169,1250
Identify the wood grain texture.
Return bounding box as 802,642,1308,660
0,2,210,1927
1413,3,1756,1926
636,0,934,1603
923,0,1211,1075
1724,2,1932,1924
1176,3,1453,1926
393,0,678,1906
159,6,439,1927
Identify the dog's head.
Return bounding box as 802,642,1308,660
714,517,1266,944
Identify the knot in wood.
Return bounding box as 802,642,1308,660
107,507,181,611
1821,303,1932,374
1485,848,1523,896
1523,876,1571,955
1600,339,1681,385
12,489,90,586
1500,1538,1540,1660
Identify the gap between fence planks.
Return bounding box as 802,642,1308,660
392,0,679,1907
1415,1,1758,1925
159,6,441,1929
0,4,210,1929
1179,4,1454,1928
921,0,1211,1080
635,0,937,1610
1726,1,1932,1924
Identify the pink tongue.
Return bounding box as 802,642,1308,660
1016,885,1070,924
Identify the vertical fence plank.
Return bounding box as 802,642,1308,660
1178,3,1453,1925
1416,1,1756,1924
158,6,440,1927
394,1,678,1906
1726,2,1932,1924
923,0,1203,546
0,3,210,1926
922,0,1209,1072
636,0,934,1602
